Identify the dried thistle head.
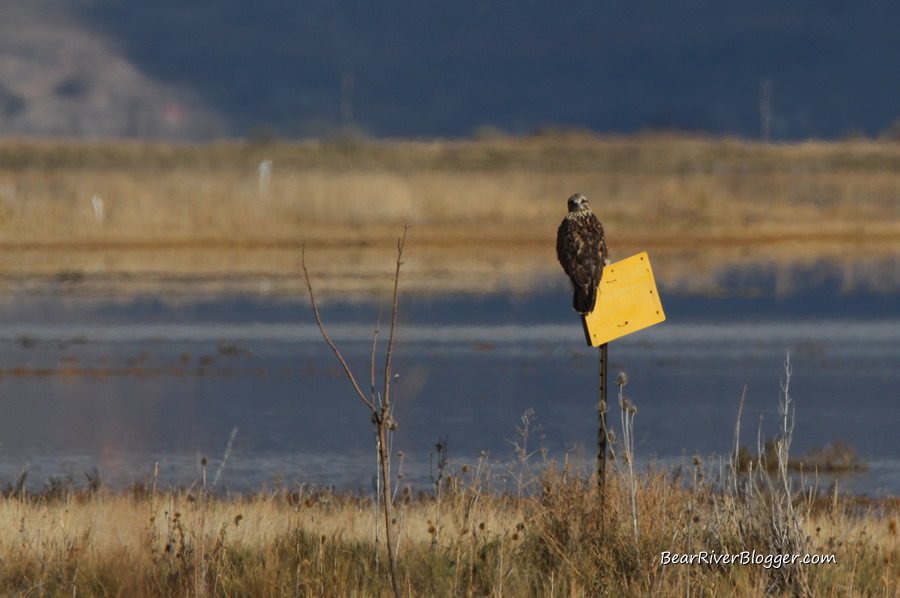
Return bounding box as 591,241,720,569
692,455,702,467
616,371,628,387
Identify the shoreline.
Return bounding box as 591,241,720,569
0,233,896,299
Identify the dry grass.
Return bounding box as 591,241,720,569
2,134,898,239
0,461,897,597
0,134,898,297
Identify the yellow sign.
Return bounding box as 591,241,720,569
581,252,665,346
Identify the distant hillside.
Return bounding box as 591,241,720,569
3,1,899,141
0,1,223,140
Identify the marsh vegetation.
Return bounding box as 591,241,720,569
0,134,898,297
0,135,898,595
0,408,896,596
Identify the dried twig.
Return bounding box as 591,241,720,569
300,231,408,598
300,243,375,412
382,226,407,410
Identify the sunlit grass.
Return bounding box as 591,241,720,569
0,460,896,597
1,134,898,242
0,134,898,297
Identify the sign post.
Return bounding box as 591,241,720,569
597,342,609,498
579,252,666,496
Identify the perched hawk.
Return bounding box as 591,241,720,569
556,193,608,315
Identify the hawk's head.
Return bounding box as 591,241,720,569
567,193,590,213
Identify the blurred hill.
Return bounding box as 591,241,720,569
1,0,898,141
0,1,223,140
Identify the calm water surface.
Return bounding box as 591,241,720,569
0,260,897,496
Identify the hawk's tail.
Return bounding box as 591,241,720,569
573,285,598,315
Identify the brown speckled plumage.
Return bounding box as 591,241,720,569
556,193,608,314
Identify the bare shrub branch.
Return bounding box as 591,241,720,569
300,231,408,598
300,242,375,413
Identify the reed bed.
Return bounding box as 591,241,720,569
0,134,898,297
0,455,897,596
1,134,899,244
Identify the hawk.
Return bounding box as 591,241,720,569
556,193,608,315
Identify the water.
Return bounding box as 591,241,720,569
0,259,897,497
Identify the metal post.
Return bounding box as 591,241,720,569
597,342,609,497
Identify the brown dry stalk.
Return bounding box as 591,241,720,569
300,230,408,598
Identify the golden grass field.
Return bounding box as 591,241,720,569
1,459,897,597
0,133,898,297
